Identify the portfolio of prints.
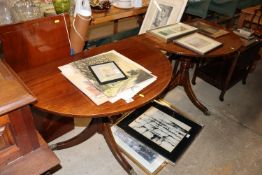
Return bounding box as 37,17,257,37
59,50,157,105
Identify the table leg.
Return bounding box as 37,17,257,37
168,58,210,115
99,120,136,175
49,118,98,150
49,117,135,175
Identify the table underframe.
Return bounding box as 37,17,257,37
50,117,136,175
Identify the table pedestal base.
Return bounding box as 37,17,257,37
50,117,136,175
168,58,210,115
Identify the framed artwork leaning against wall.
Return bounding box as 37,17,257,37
139,0,188,34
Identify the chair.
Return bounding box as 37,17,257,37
0,14,74,142
244,5,262,37
192,40,262,101
237,0,262,10
0,14,71,72
185,0,212,18
208,0,239,18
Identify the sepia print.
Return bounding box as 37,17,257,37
147,22,197,42
184,37,211,49
158,26,187,36
174,33,222,55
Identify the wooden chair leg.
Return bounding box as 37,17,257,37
220,54,239,101
219,92,225,101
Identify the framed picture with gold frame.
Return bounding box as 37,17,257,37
139,0,188,34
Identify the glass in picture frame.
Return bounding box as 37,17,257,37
173,33,222,55
147,22,197,42
89,61,127,85
117,101,202,163
139,0,188,34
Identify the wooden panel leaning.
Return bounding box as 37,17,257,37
0,60,59,175
0,14,74,142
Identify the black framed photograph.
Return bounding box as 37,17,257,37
117,101,202,163
89,61,127,85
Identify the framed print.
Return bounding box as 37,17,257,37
147,22,197,42
111,125,166,175
139,0,188,34
173,33,222,55
189,20,229,38
117,101,202,163
89,61,127,85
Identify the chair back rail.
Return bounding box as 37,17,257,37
0,14,71,73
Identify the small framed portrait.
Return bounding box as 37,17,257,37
139,0,188,34
89,61,127,85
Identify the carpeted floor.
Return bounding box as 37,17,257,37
51,60,262,175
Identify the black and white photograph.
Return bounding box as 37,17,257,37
129,106,191,152
111,125,166,174
139,0,188,34
117,102,202,163
151,4,173,29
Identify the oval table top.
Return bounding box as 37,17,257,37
18,36,172,118
142,20,243,58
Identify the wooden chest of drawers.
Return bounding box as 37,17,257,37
0,60,59,175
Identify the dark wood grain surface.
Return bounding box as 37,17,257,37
18,36,172,118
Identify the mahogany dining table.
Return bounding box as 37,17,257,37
17,36,172,175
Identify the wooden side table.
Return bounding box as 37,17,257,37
0,60,59,175
141,19,242,115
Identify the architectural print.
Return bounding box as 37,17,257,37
129,106,191,152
